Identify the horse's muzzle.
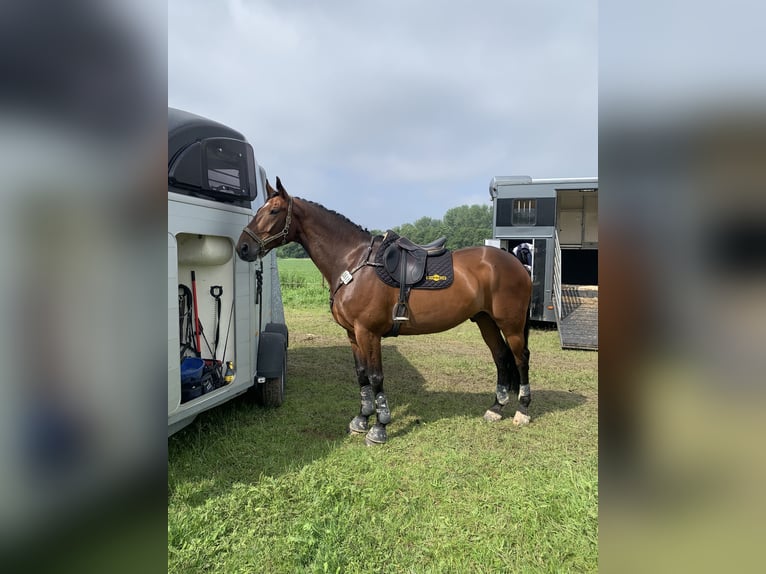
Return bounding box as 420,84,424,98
237,240,258,261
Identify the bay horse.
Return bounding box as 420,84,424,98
237,177,533,445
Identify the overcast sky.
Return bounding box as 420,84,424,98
169,0,597,231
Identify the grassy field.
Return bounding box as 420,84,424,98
277,258,328,308
168,260,598,573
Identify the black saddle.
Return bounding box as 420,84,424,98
397,236,448,255
383,236,447,285
374,231,453,336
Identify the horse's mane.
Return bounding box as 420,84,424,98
299,198,373,237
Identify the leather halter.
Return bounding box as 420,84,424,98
242,196,294,254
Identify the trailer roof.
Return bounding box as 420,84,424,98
489,176,598,198
491,176,598,186
168,107,247,163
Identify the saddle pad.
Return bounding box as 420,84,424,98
374,231,454,290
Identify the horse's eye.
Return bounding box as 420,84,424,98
270,208,279,215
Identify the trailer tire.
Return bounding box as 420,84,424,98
254,331,287,407
255,355,286,407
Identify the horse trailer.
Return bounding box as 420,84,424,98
168,107,289,436
489,176,598,350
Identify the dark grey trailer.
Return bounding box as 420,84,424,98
489,176,598,349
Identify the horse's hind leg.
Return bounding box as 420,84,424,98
474,313,519,422
500,317,532,426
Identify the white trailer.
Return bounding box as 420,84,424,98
168,108,288,435
489,176,598,350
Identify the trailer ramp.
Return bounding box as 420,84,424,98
557,285,598,350
550,231,598,350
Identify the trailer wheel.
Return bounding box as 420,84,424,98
255,353,286,407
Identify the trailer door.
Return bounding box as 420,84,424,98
558,210,583,246
583,193,598,245
168,232,181,412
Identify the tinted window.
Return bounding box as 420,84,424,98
169,137,257,204
512,199,537,225
205,139,248,194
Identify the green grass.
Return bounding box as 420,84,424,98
168,285,598,573
278,258,329,309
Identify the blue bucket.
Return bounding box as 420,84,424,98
180,357,204,382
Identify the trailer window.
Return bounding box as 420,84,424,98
512,199,537,225
206,140,248,193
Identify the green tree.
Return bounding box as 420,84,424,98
441,204,492,249
393,216,444,245
276,242,308,258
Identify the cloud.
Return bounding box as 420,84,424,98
169,0,597,229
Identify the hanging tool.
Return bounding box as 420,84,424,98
178,284,197,358
197,321,216,359
191,271,201,357
210,285,223,361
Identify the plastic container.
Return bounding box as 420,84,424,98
180,357,204,382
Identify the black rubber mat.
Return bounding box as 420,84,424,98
558,285,598,350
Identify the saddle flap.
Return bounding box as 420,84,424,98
384,245,401,275
405,252,427,284
384,244,426,285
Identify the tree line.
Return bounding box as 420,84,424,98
276,203,493,258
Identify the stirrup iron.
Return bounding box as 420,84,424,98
393,302,409,322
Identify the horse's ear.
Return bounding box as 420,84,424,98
265,178,279,198
266,177,288,199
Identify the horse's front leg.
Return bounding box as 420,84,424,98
347,328,390,445
348,332,375,434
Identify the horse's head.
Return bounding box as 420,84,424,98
236,177,294,261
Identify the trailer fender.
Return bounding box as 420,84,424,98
256,331,287,379
263,322,289,348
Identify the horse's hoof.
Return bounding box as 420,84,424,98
512,411,531,426
365,424,387,445
483,409,503,422
348,415,369,434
